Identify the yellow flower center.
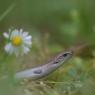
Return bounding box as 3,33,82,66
12,36,22,46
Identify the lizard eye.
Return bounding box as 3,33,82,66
63,53,68,57
63,51,73,57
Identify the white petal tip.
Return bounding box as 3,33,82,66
3,32,9,38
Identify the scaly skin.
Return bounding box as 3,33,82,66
15,50,73,80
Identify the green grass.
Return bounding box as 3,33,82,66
0,0,95,95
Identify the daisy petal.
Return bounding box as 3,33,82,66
19,29,23,36
25,36,32,41
14,48,19,56
4,43,12,52
23,46,30,54
24,41,32,47
8,45,14,55
22,32,28,37
20,29,23,32
3,32,9,39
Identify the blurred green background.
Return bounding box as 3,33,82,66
0,0,95,95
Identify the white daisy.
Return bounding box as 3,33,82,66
3,29,32,56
